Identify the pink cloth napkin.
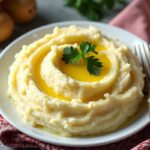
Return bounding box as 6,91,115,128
110,0,150,42
0,115,150,150
1,0,150,149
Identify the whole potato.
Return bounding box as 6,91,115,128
2,0,36,23
0,11,14,42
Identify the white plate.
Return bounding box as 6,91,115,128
0,21,149,147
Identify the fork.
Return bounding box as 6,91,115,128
132,41,150,120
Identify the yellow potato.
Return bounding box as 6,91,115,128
0,11,14,42
2,0,36,23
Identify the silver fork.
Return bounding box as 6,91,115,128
132,41,150,119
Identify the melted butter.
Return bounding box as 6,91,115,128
96,45,107,52
59,45,111,82
32,49,71,101
32,44,111,102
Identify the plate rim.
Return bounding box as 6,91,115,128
0,21,149,147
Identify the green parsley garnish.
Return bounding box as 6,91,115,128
62,42,103,76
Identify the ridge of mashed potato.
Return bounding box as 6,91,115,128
8,26,144,136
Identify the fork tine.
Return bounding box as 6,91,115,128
140,42,150,77
132,41,150,78
132,45,136,55
134,44,143,65
143,43,150,65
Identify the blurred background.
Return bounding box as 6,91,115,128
0,0,129,48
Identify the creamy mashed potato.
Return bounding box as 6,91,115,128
8,26,144,136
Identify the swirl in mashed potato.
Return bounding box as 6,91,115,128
8,26,144,136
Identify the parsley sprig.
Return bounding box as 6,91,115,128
62,42,103,76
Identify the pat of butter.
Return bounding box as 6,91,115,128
32,45,111,101
59,45,111,82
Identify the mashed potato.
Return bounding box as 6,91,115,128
8,26,144,136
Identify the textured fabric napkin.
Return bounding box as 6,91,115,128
110,0,150,42
0,115,150,150
1,0,150,149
